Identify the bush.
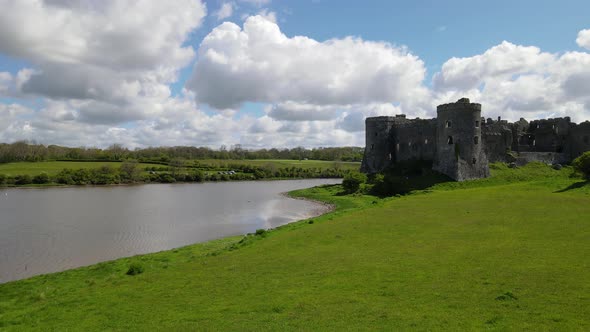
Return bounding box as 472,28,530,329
255,229,267,236
14,174,32,185
573,151,590,179
0,173,6,184
32,173,50,184
126,263,144,276
342,171,367,193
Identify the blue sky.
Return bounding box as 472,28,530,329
0,0,589,148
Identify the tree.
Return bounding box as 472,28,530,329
119,160,141,182
573,151,590,179
342,171,367,193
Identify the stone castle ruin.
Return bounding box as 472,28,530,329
361,98,590,181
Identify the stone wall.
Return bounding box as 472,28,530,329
390,118,436,162
362,98,590,181
432,98,489,181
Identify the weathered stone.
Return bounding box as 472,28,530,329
552,163,563,170
361,98,590,181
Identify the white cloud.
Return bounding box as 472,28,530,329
577,29,590,50
238,0,271,6
431,41,590,122
215,2,234,21
188,15,429,110
0,72,12,95
0,0,206,124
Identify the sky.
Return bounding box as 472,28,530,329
0,0,589,149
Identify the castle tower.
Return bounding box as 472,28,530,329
361,116,397,173
433,98,489,181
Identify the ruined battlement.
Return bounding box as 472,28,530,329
361,98,590,181
436,98,482,112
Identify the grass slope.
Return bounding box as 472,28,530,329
1,163,589,330
0,161,164,176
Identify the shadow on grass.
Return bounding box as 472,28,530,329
369,172,452,198
554,180,589,193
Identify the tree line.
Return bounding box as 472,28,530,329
0,161,349,187
0,141,364,163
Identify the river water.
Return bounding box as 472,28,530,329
0,179,340,283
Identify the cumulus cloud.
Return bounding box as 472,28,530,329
577,29,590,50
215,2,234,21
0,72,11,95
431,41,590,122
188,15,429,110
0,0,206,124
268,102,340,121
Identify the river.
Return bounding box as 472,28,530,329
0,179,340,283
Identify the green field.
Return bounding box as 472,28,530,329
0,159,360,177
0,161,164,176
0,163,589,330
193,159,360,170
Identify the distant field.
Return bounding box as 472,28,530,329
0,160,360,176
194,159,361,171
0,161,164,176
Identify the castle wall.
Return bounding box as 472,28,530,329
432,99,489,181
361,116,397,173
390,119,436,163
570,121,590,159
482,120,513,163
515,152,569,166
362,98,590,182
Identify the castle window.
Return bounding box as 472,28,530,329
446,120,452,128
371,144,374,151
447,136,453,144
424,139,428,144
472,158,477,165
474,136,479,145
396,143,400,151
375,132,378,137
388,153,392,160
584,136,589,144
475,120,480,128
532,140,536,146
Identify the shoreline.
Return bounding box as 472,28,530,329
0,177,344,190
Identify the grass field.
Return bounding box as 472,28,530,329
193,159,360,170
0,163,589,330
0,159,360,177
0,161,164,176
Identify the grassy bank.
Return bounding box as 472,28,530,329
0,159,357,187
0,161,164,176
1,163,589,330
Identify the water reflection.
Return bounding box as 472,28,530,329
0,179,340,283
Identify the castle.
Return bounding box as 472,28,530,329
361,98,590,181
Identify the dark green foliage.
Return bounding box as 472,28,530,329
342,171,367,193
32,172,49,184
0,173,5,184
14,174,32,185
0,141,364,163
119,160,141,183
255,229,267,236
158,173,176,183
126,263,144,276
370,160,448,196
572,151,590,179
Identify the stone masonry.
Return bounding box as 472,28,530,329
361,98,590,181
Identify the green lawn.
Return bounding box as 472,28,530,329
0,164,589,330
194,159,361,171
0,161,164,176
